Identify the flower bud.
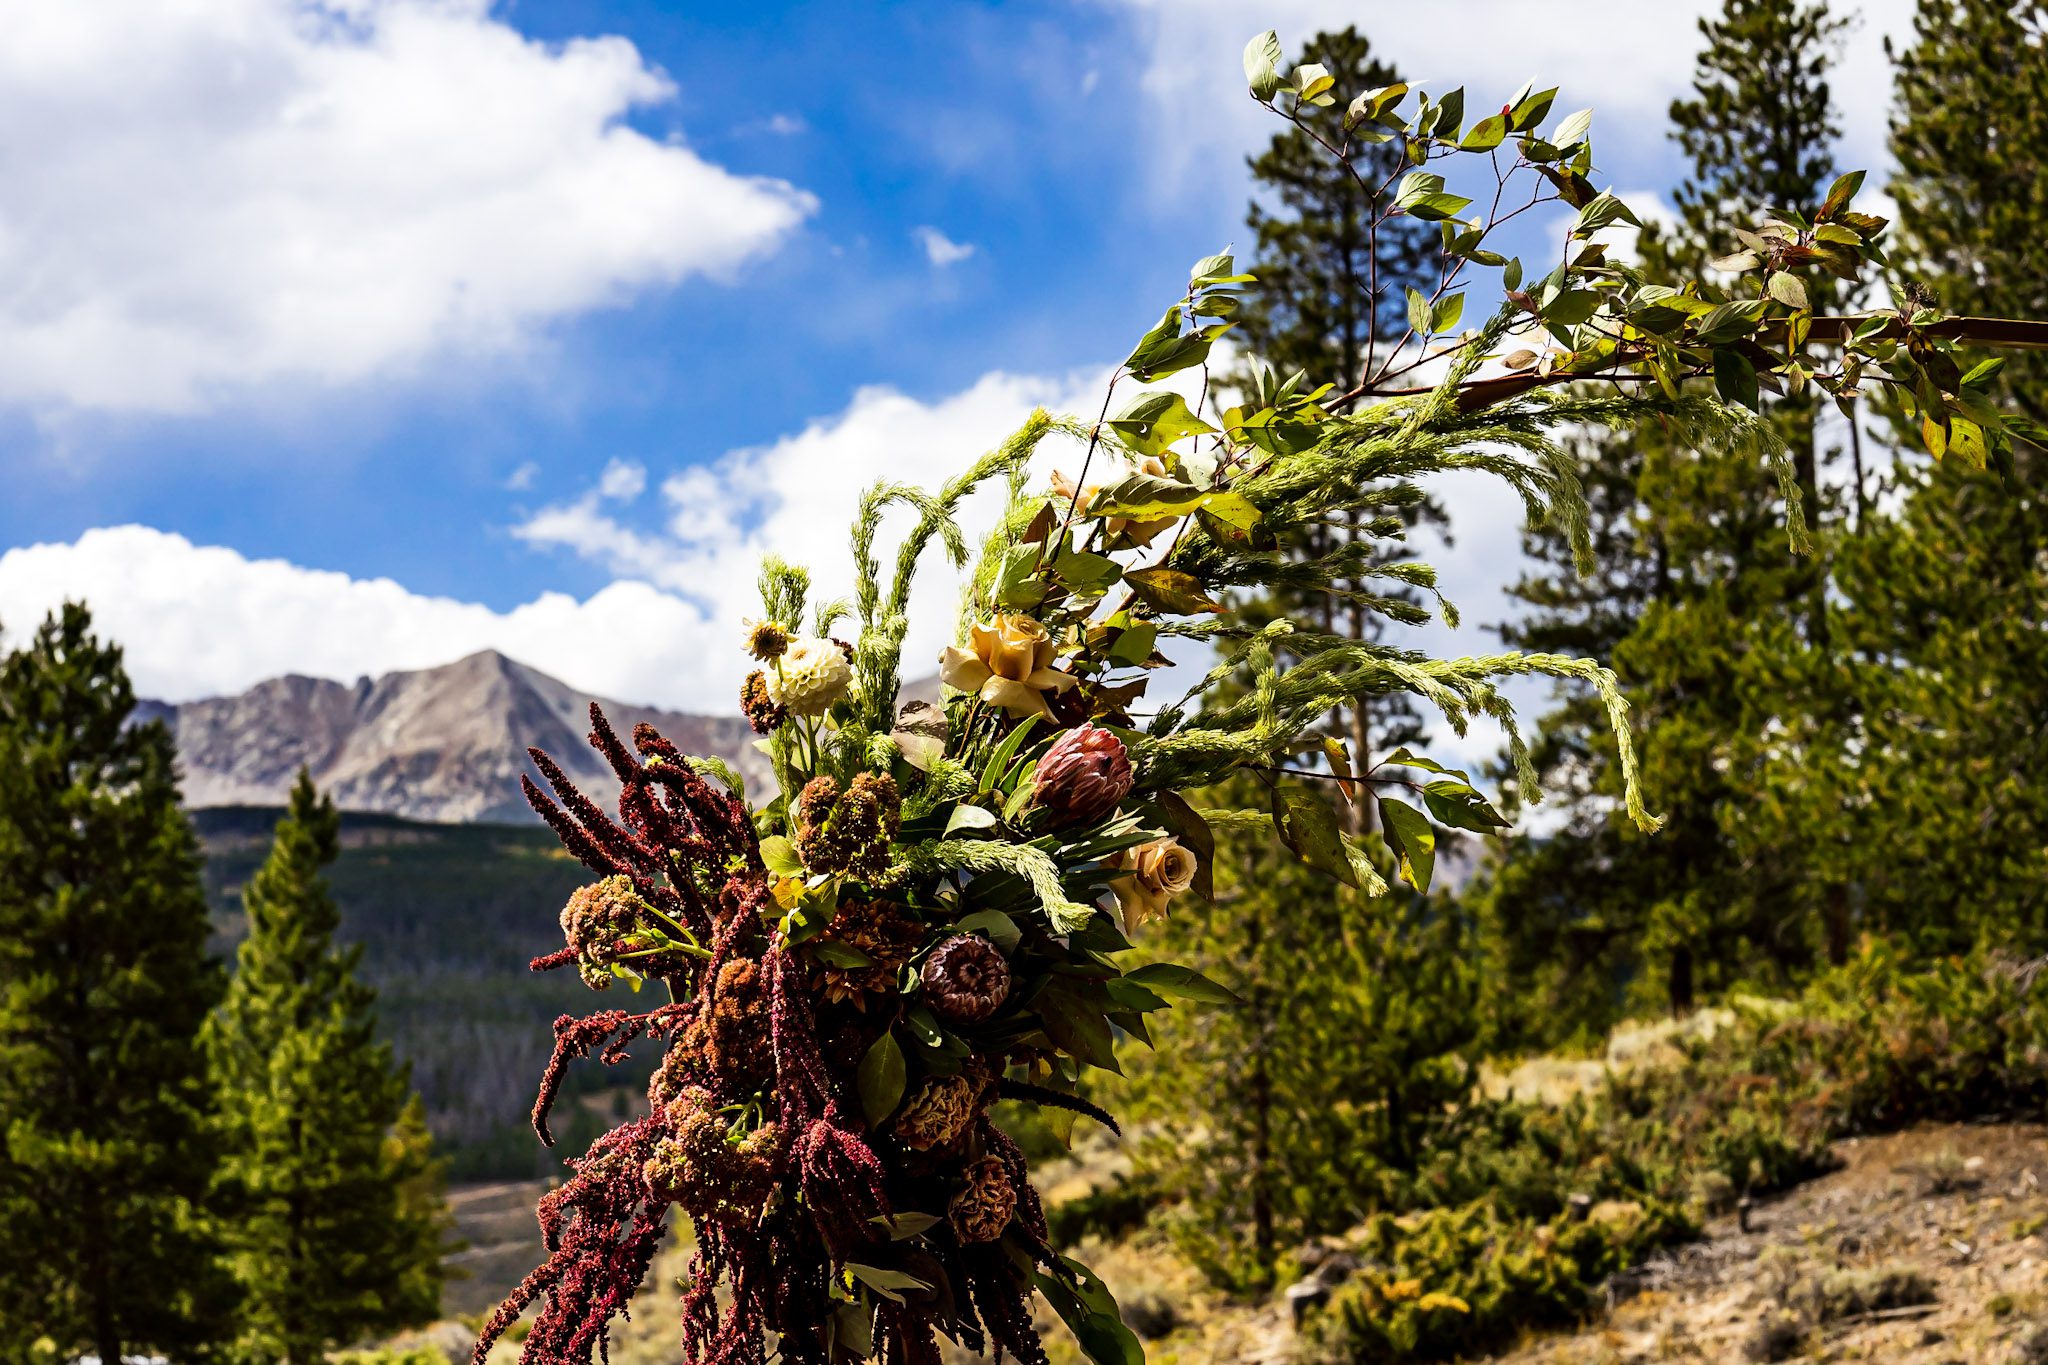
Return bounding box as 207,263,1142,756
1033,725,1133,827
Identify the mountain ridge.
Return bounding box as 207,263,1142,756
146,649,769,823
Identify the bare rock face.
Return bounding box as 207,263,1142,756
145,650,771,823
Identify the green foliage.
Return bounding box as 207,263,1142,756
1298,1201,1689,1364
207,771,451,1361
0,605,236,1364
1478,0,1854,1048
1293,943,2048,1361
192,806,612,1179
1123,810,1482,1289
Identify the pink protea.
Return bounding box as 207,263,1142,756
1032,724,1133,827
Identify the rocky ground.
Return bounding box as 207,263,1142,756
389,1120,2047,1365
1494,1121,2048,1365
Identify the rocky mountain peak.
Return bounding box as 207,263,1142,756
146,650,768,823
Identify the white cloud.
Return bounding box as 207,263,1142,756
596,458,647,501
1116,0,1915,192
0,369,1123,711
516,367,1113,710
0,525,718,707
0,0,816,413
913,226,978,267
504,460,540,491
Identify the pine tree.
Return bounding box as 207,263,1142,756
1126,813,1478,1289
207,771,448,1363
1116,29,1482,1288
0,604,236,1364
1801,0,2048,954
1479,0,1851,1045
1236,24,1445,813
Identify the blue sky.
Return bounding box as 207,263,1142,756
0,0,1915,752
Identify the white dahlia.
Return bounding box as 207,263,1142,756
765,636,853,716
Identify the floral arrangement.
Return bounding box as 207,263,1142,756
473,30,2018,1365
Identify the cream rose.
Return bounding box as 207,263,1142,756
938,614,1078,720
1107,836,1199,932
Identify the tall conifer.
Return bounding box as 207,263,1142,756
207,771,448,1363
1480,0,1851,1043
0,604,235,1364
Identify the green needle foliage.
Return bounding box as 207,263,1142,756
0,604,235,1365
1794,0,2048,955
207,771,449,1363
1478,0,1855,1048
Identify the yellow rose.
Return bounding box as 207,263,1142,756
1108,836,1198,932
938,614,1077,719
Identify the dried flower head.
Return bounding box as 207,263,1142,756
794,772,903,881
893,1074,986,1152
938,614,1078,720
765,635,854,716
559,874,659,989
921,934,1010,1025
643,1088,783,1222
741,670,787,735
810,897,922,1005
686,957,775,1089
744,618,791,661
1108,836,1199,932
1033,725,1134,828
949,1154,1018,1243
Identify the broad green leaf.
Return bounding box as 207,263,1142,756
812,941,874,969
1243,30,1285,101
1460,113,1506,152
952,908,1022,953
1432,292,1466,333
1039,988,1121,1073
1346,81,1408,128
1124,961,1242,1006
1381,746,1468,780
1293,62,1335,103
1766,272,1810,311
856,1032,906,1128
759,835,803,878
1105,390,1216,456
869,1211,943,1240
1713,347,1759,411
1510,85,1557,131
1125,567,1224,615
1404,192,1473,222
1378,796,1437,892
1271,786,1355,887
1692,300,1766,344
1422,779,1510,832
1961,356,2007,388
1033,1267,1146,1365
1106,619,1159,668
1820,168,1865,219
945,804,998,836
1053,546,1122,596
1542,289,1601,327
1572,190,1641,237
1407,286,1432,336
845,1262,930,1304
1552,107,1593,146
